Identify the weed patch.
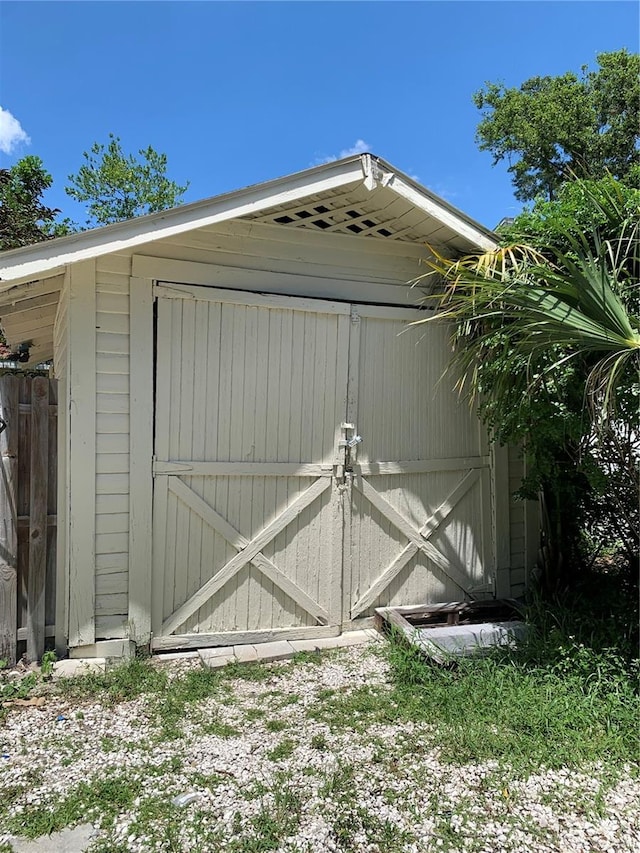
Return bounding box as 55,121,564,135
57,658,167,705
227,777,303,851
320,764,412,851
199,718,241,738
267,738,296,761
264,718,288,733
3,772,142,838
148,668,227,738
306,684,401,732
382,600,640,770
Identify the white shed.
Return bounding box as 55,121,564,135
0,154,538,658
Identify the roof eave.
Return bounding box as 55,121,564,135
363,155,497,251
0,153,497,287
0,157,366,287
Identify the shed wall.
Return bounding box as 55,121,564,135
94,252,131,638
90,223,428,640
507,445,539,597
53,275,69,653
81,221,535,644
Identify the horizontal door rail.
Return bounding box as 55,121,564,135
153,456,491,477
154,461,334,477
356,457,490,475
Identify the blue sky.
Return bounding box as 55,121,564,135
1,1,638,230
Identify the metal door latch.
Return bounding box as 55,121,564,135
337,423,363,484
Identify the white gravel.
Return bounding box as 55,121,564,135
0,644,638,853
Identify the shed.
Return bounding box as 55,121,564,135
0,154,538,659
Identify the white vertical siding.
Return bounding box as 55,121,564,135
67,260,97,646
53,276,69,653
94,254,131,639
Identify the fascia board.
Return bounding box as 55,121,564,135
372,158,497,251
0,158,365,287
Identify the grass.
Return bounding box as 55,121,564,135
0,652,60,724
376,582,640,771
319,764,412,852
304,577,639,772
56,657,168,704
264,718,288,733
47,585,636,774
267,738,296,761
2,574,636,850
310,732,327,750
2,772,143,839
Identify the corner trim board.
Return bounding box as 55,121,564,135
67,259,96,647
127,276,154,644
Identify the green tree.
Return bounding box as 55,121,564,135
66,134,189,227
0,155,67,250
474,50,640,201
415,178,640,588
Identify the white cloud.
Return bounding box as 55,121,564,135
314,139,371,165
0,107,30,154
338,139,370,158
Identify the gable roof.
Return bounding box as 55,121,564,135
0,154,496,288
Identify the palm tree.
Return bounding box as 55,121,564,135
412,177,639,587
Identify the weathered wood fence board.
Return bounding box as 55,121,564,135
0,377,18,663
0,375,57,664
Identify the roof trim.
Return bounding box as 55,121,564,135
0,154,496,287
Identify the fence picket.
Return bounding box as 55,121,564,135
0,375,57,664
26,377,50,662
0,377,19,663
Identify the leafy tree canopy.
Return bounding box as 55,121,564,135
65,134,189,227
474,50,640,201
0,155,67,251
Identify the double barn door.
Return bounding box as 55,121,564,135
151,283,492,649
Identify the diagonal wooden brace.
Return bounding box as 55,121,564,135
163,477,332,635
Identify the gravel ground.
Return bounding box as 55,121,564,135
1,644,638,853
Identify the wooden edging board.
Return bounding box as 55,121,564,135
374,600,525,665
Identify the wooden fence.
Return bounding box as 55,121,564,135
0,375,57,664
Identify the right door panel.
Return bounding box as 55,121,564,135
345,306,493,622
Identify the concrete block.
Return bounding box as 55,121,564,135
334,629,379,647
416,621,528,659
254,640,294,662
198,646,233,663
8,822,99,852
155,651,200,662
70,640,134,660
200,654,235,670
289,637,335,653
52,659,106,679
233,644,259,663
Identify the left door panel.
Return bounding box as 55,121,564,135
152,284,350,647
